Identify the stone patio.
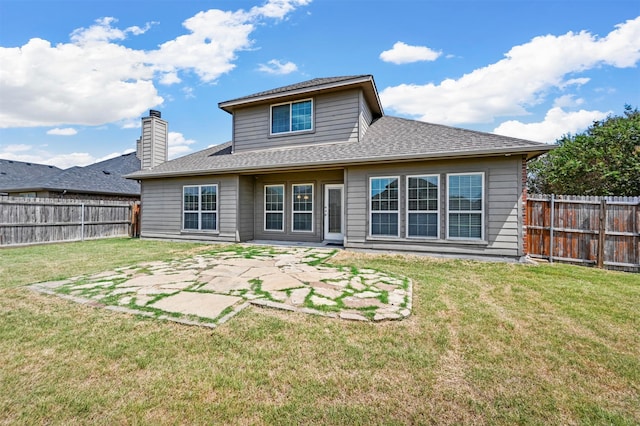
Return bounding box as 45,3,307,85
29,245,412,329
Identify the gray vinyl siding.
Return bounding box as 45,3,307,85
359,90,372,141
237,175,255,241
140,175,239,242
232,90,361,152
253,170,344,243
344,157,524,258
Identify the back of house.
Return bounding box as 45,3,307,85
127,75,553,260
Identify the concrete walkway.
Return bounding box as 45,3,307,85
29,245,412,329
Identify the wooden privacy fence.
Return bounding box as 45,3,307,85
526,194,639,272
0,196,139,247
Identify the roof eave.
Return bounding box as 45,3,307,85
218,75,383,117
0,186,44,193
129,145,554,180
0,186,140,196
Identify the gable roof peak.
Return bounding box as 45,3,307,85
218,74,382,117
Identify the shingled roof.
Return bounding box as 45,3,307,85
221,75,370,103
218,75,383,117
0,160,61,189
1,152,141,196
127,116,553,179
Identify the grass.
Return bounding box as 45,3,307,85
1,238,638,425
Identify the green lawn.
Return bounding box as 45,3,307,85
1,238,638,425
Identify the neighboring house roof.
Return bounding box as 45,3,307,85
0,160,62,189
218,75,384,118
127,116,553,180
0,152,141,196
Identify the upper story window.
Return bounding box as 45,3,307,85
271,99,313,135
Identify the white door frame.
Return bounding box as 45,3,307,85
324,184,344,241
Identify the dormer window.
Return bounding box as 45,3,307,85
270,99,313,135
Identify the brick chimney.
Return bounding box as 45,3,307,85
138,109,168,169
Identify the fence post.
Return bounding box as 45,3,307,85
81,203,85,241
597,199,606,268
549,194,555,263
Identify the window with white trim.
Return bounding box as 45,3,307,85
271,99,313,134
183,184,217,231
407,175,439,238
447,173,484,239
370,177,399,237
264,184,284,231
292,183,313,232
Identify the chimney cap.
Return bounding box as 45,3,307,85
149,109,161,118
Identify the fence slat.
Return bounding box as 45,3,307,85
527,194,639,272
0,196,135,246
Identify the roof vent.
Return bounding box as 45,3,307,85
149,109,161,118
102,170,111,175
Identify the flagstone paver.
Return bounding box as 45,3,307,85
259,272,304,291
29,244,412,328
152,292,242,320
200,276,252,293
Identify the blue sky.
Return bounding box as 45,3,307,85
0,0,638,169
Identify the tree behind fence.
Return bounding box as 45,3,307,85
0,196,138,246
526,194,639,272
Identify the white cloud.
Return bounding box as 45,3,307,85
182,87,195,99
0,144,135,169
553,95,584,108
249,0,312,20
493,107,609,143
149,0,310,83
379,41,442,64
380,17,640,125
149,9,255,83
120,119,142,129
0,35,161,128
46,127,78,136
258,59,298,75
159,71,181,85
0,0,310,129
168,131,196,159
559,77,590,89
2,144,31,153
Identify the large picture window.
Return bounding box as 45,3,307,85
271,99,313,134
183,184,217,231
370,177,399,237
264,184,284,231
292,184,313,232
447,173,484,239
407,175,439,238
